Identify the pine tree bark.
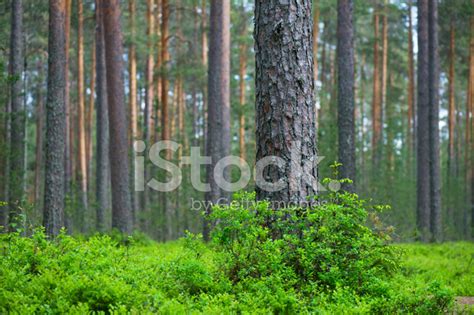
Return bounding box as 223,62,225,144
44,0,67,236
416,0,431,242
337,0,355,192
381,0,388,121
95,0,109,232
86,42,96,194
8,0,25,230
101,0,133,234
254,0,317,204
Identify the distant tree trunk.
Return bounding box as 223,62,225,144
34,62,45,207
77,0,88,219
8,0,25,230
145,0,155,145
154,0,162,142
86,42,96,194
372,9,381,165
254,0,317,203
337,0,355,192
64,0,72,198
416,0,431,242
407,0,415,159
160,0,172,241
203,0,230,241
381,0,388,122
201,0,208,149
313,1,320,130
238,8,247,161
102,0,133,234
447,20,455,228
95,0,109,232
128,0,139,222
428,0,441,242
470,9,474,239
44,0,67,236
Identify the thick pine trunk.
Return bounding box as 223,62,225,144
86,42,96,195
416,0,431,242
95,0,109,232
337,0,355,191
44,0,67,236
238,10,247,161
372,10,382,166
145,0,155,145
64,0,72,198
254,0,317,204
8,0,25,230
102,0,133,234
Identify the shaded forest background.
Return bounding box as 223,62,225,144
0,0,473,241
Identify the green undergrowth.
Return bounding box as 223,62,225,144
1,182,472,313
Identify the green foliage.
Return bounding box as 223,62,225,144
0,227,469,313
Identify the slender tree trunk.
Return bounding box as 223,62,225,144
145,0,155,145
161,0,170,145
407,0,415,157
203,0,231,241
238,14,247,161
64,0,72,198
372,9,381,166
95,0,109,232
470,7,474,239
428,0,441,242
44,0,67,236
102,0,133,234
8,0,25,230
34,62,45,208
381,0,388,123
77,0,88,218
313,1,320,130
254,0,317,203
447,20,456,228
201,0,208,150
154,0,162,142
86,42,96,195
337,0,355,191
416,0,431,242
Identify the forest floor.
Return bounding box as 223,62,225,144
0,233,473,313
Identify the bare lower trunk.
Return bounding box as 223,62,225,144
254,0,317,204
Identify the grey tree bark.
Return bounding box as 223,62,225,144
416,0,431,242
254,0,317,204
101,0,133,235
203,0,230,241
8,0,25,230
95,0,110,233
337,0,355,192
43,0,66,236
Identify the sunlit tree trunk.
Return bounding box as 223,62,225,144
77,0,89,220
86,42,96,195
44,0,67,236
145,0,155,145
